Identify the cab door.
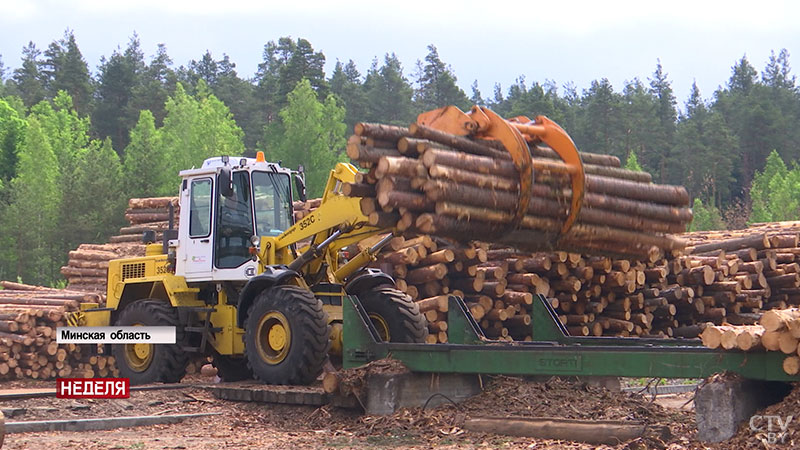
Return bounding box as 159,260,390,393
182,177,214,280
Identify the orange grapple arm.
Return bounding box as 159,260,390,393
416,105,586,234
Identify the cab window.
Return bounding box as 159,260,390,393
189,178,212,238
252,171,292,237
215,171,254,268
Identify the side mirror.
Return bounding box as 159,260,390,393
219,167,234,198
294,174,307,202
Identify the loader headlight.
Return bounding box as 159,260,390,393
250,235,260,247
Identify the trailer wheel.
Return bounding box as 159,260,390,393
111,299,188,385
244,285,330,385
211,353,253,382
359,286,428,343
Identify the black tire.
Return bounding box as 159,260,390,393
359,286,428,343
244,285,330,385
212,353,253,382
111,299,189,385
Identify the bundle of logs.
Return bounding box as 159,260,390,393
701,308,800,375
345,122,691,259
61,197,175,293
0,281,119,379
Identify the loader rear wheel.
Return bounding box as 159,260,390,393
359,286,428,343
244,285,330,385
111,299,188,385
211,353,253,382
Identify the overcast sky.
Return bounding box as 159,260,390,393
2,0,799,110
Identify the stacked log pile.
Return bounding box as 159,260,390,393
113,197,179,243
61,197,177,293
293,198,322,221
376,225,800,342
61,244,141,295
684,225,800,309
345,121,691,259
370,236,712,341
0,281,119,379
701,308,800,375
365,234,488,343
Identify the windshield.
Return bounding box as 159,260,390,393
252,171,292,237
215,171,254,269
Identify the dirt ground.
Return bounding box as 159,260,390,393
0,375,794,449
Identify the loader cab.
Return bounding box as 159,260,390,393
175,153,295,282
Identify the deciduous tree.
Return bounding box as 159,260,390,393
265,79,346,197
123,110,171,197
3,117,61,284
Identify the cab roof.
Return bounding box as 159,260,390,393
179,155,292,177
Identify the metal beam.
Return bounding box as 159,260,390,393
342,294,799,382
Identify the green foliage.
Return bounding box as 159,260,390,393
265,79,346,197
93,35,147,152
469,80,484,106
749,150,800,222
40,30,93,117
619,79,659,173
413,45,470,111
0,98,27,185
8,42,47,108
363,54,416,125
256,37,328,129
573,78,626,158
648,61,677,182
492,77,572,127
70,137,126,244
624,150,643,172
160,82,245,187
29,91,90,166
131,43,176,128
669,82,738,206
181,51,259,151
689,198,726,231
3,117,61,284
27,92,94,281
329,60,368,133
123,110,171,197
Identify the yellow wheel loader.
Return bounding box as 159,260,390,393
76,153,426,385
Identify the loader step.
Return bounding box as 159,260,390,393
184,326,223,333
176,306,215,312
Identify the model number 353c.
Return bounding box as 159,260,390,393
299,215,315,230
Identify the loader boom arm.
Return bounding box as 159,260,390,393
259,162,390,281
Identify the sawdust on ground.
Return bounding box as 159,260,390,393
3,375,797,449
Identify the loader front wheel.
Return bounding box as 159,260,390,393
359,286,428,343
111,299,188,385
244,286,330,385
